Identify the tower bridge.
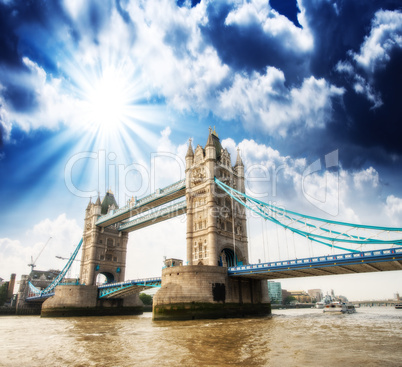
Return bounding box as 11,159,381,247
20,128,402,319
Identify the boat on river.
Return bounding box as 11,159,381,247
316,294,334,309
395,304,402,309
323,302,356,314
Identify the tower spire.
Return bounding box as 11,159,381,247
186,138,194,158
235,147,243,167
206,127,214,147
95,193,101,206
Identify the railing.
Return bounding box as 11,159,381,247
98,277,162,298
228,247,402,275
96,179,186,225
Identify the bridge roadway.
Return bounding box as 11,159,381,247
25,248,402,301
96,179,185,228
228,247,402,279
98,277,162,298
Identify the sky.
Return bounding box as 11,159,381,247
0,0,401,301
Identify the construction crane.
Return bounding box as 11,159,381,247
28,237,52,273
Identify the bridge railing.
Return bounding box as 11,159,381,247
228,247,402,275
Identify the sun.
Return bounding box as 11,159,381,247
83,65,134,132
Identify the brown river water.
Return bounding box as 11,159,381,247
1,307,401,367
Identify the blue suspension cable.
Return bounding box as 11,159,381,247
214,178,402,252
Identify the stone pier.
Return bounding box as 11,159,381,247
153,265,271,320
41,285,143,317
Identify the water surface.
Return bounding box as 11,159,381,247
1,307,401,366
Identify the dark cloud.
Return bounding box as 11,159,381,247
164,25,190,59
0,3,24,68
269,1,402,168
176,0,201,8
115,0,132,24
2,84,38,112
303,0,401,78
88,1,112,44
0,1,65,115
270,0,301,28
201,2,309,85
343,48,402,158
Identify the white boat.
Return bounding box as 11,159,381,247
395,304,402,309
316,294,335,309
323,302,356,314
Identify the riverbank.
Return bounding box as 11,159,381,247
0,306,16,315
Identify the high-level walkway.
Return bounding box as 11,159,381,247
95,179,185,228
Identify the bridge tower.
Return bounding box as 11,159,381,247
185,128,248,267
153,128,270,320
80,191,129,285
42,191,142,317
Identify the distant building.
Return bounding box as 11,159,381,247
282,289,291,303
267,281,282,304
288,290,312,303
308,289,322,302
23,270,61,292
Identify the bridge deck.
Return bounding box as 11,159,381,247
98,277,161,298
228,247,402,279
96,179,186,228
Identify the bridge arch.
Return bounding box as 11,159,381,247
96,272,115,285
219,248,239,267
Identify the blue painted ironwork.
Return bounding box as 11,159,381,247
26,238,83,300
96,179,186,227
228,247,402,277
214,177,402,251
98,277,161,298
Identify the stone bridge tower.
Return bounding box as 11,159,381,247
153,128,270,320
185,128,248,267
79,191,129,285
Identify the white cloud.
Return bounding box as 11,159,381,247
152,127,187,189
126,0,229,113
217,68,344,136
0,214,82,281
353,167,379,189
353,10,402,74
225,0,313,52
0,57,83,137
336,9,402,109
384,195,402,226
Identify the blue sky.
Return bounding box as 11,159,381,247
0,0,402,300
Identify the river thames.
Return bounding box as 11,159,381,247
1,307,401,366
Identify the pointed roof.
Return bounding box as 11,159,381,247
205,127,222,160
101,191,119,215
235,147,244,167
86,197,92,210
206,127,214,147
95,194,101,206
186,138,194,157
